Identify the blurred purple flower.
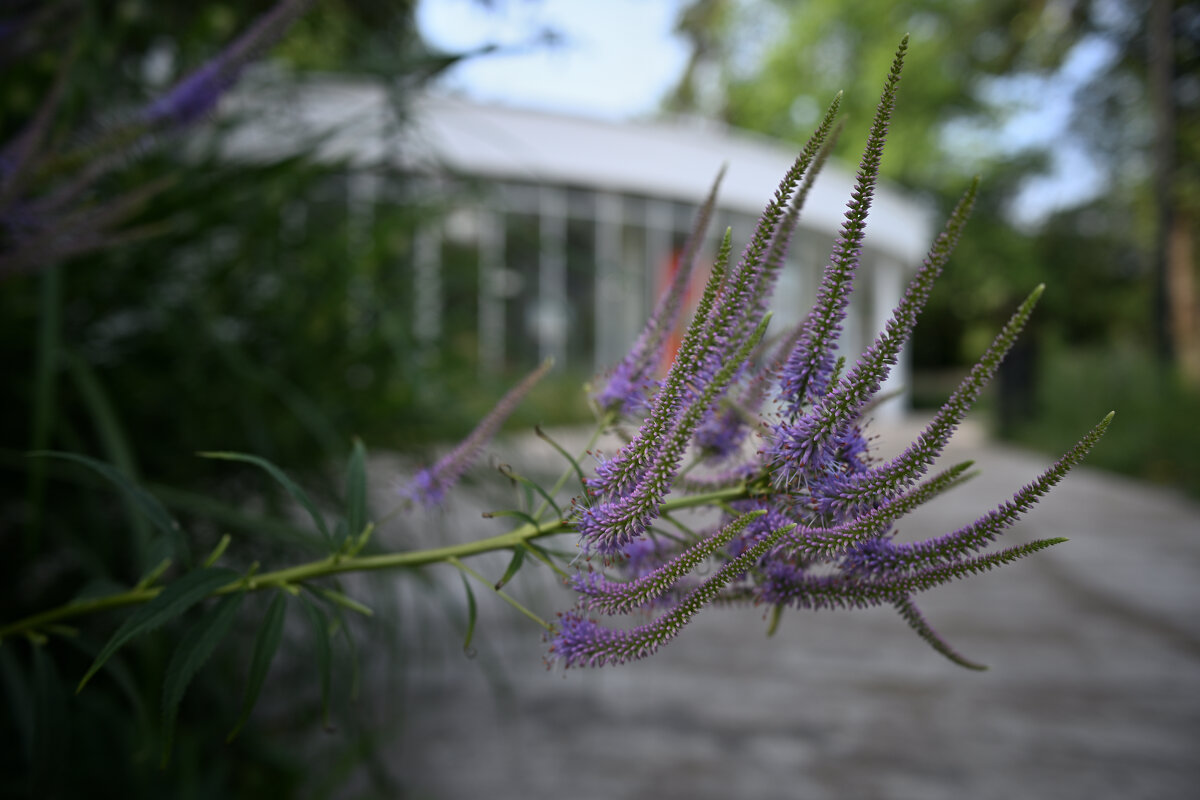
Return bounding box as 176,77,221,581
402,360,552,508
143,0,314,129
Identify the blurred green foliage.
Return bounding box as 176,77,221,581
0,2,582,796
669,0,1199,495
1006,341,1200,497
670,0,1146,357
0,0,583,518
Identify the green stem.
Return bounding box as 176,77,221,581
531,411,614,521
520,542,571,580
448,556,550,631
0,483,751,642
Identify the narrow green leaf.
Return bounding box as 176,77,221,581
31,645,67,795
0,646,33,765
451,556,551,631
63,350,153,568
134,557,172,591
459,574,478,657
480,508,541,528
535,425,589,496
317,595,361,702
345,438,368,544
766,604,784,638
343,619,360,701
497,463,563,519
520,541,570,580
203,533,232,568
161,593,244,764
62,635,154,748
199,451,332,546
494,547,526,590
27,263,61,556
32,451,180,543
298,593,333,729
150,483,324,550
61,353,137,478
524,543,577,561
350,521,374,556
43,625,78,639
227,591,287,742
77,567,237,693
311,586,373,617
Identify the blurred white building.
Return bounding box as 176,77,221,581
225,79,933,416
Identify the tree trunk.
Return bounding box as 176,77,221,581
1168,212,1199,383
1149,0,1176,367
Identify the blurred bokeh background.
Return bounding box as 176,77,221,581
2,1,1197,797
416,0,1200,491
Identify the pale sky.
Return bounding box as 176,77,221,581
416,0,690,120
416,0,1108,226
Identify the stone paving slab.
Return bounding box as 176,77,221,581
370,417,1200,800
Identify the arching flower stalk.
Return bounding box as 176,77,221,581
548,36,1113,670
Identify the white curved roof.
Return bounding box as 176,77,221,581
224,77,934,263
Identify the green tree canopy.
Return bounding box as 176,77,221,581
665,0,1189,368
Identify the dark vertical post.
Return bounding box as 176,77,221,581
1149,0,1176,365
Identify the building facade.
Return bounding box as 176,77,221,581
226,80,934,416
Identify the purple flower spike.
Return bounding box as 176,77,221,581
546,37,1113,671
401,359,552,508
574,511,767,613
693,404,750,461
145,62,231,129
591,89,841,501
144,0,314,129
586,231,734,501
865,412,1113,573
777,36,908,416
620,537,668,578
404,467,446,508
829,284,1045,514
593,168,725,416
574,499,653,555
578,310,772,555
756,539,1067,612
767,180,978,483
549,520,793,668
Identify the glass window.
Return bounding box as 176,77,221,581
566,216,596,370
503,212,541,370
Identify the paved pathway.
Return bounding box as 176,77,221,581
365,417,1200,800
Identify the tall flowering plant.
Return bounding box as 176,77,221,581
547,36,1112,669
2,36,1111,762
